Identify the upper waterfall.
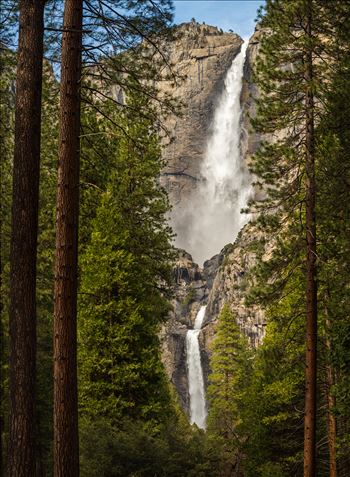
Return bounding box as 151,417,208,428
174,41,251,265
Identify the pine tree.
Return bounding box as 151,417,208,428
243,271,306,476
316,5,350,471
249,1,339,474
78,88,174,425
7,1,46,474
53,1,83,475
207,305,252,476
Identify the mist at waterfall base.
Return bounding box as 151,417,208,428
186,306,207,429
173,42,251,266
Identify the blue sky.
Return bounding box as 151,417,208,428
174,1,264,39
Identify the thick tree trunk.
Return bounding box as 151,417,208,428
7,1,45,475
303,2,317,477
53,1,83,476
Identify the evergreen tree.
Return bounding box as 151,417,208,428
7,2,46,474
248,1,342,474
78,89,174,425
316,5,350,471
53,2,83,474
1,40,61,477
243,272,306,476
207,305,252,476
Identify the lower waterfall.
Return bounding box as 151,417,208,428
186,305,207,429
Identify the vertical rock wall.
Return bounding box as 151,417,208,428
158,22,243,228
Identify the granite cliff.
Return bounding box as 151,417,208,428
159,23,266,415
159,22,242,232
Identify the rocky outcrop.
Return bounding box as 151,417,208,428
241,29,260,165
204,224,266,348
161,250,222,413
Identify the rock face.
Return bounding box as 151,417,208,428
161,250,221,413
159,21,243,215
162,230,266,415
204,225,266,348
160,23,267,415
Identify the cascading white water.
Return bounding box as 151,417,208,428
174,41,251,265
186,305,207,429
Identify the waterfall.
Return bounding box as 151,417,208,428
175,41,251,265
186,305,207,429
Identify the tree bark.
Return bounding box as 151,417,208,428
7,1,46,475
53,1,83,476
303,1,318,476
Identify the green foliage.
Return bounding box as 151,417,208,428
78,89,175,424
0,43,16,472
315,19,350,467
242,276,306,476
35,64,61,473
224,0,350,475
207,305,253,474
80,413,223,477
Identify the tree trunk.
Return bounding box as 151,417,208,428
303,2,318,476
7,1,46,475
53,1,82,476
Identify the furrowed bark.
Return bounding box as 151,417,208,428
53,1,83,476
7,1,46,475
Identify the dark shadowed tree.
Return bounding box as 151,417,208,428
7,1,46,475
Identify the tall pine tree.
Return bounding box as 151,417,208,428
7,2,46,474
53,1,83,475
249,1,337,473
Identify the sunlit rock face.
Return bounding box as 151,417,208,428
158,21,243,249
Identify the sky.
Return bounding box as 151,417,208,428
173,1,264,40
